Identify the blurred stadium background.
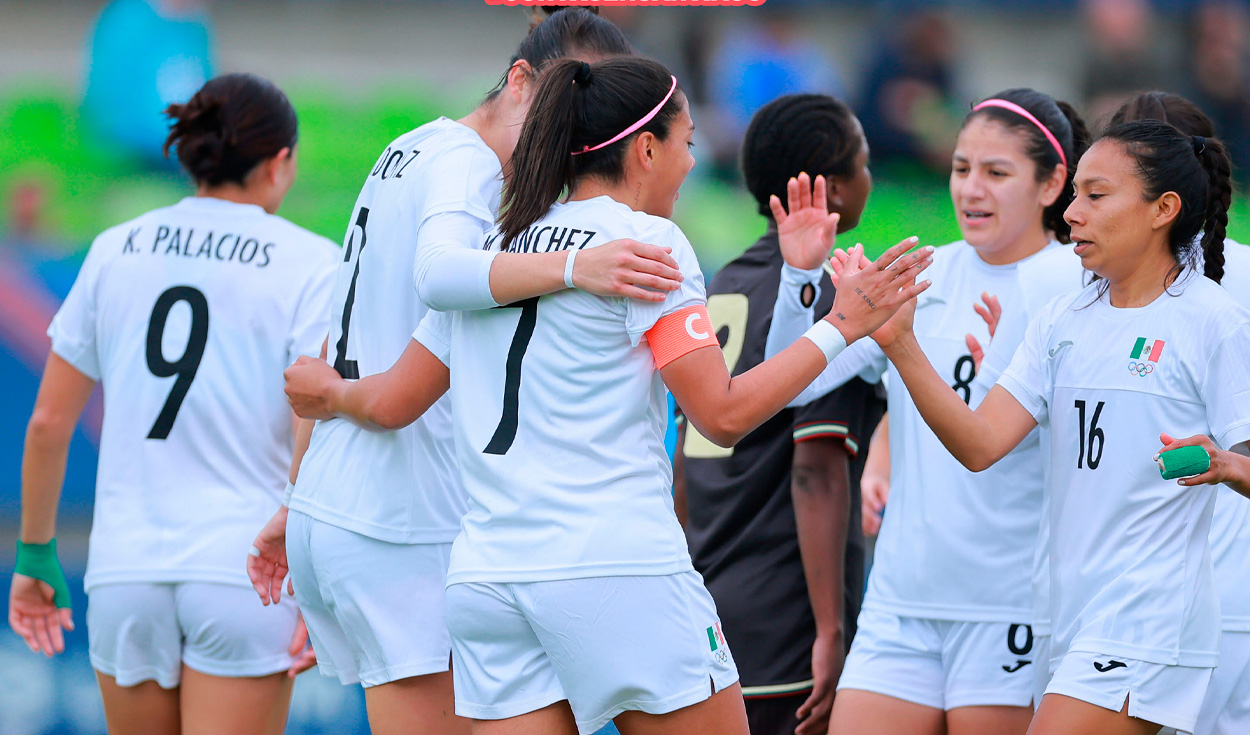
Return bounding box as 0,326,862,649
3,0,1250,732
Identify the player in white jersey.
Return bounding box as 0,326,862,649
855,120,1250,735
1098,90,1250,735
761,88,1089,735
8,74,336,735
282,57,934,735
242,11,688,735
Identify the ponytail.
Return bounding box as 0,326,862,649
499,60,583,249
1197,136,1232,283
499,57,682,250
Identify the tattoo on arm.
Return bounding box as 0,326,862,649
835,312,847,321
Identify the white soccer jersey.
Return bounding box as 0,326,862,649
999,274,1250,666
979,244,1090,638
1209,240,1250,631
47,196,337,591
289,118,501,543
415,196,705,585
778,241,1062,621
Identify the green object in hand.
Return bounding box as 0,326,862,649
1157,446,1212,480
15,539,72,609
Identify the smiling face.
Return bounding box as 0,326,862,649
950,117,1061,262
1064,138,1179,283
639,97,696,219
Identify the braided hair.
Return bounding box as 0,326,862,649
741,94,862,218
1099,120,1232,283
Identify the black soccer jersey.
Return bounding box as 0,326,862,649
681,231,885,696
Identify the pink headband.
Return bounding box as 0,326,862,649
973,99,1068,169
572,75,679,156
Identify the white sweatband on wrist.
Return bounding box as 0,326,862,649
282,481,296,505
564,247,579,289
802,320,848,364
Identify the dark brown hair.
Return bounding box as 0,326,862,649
964,88,1090,242
490,8,633,101
163,73,297,186
499,57,683,249
1099,120,1232,283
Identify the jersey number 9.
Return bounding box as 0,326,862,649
145,286,209,439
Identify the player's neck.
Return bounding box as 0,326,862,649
459,105,512,171
974,223,1050,266
194,184,277,214
1106,246,1177,309
569,176,648,212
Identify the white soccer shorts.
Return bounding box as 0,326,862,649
87,582,298,688
445,570,739,735
836,608,1037,710
285,510,453,687
1044,649,1212,734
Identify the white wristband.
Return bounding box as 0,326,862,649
564,247,579,289
802,319,848,364
282,481,296,505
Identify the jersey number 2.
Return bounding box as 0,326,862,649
483,298,539,455
334,207,369,379
145,286,209,439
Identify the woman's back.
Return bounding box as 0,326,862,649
419,196,705,585
50,196,336,590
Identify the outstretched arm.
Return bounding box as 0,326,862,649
664,240,932,448
829,248,1037,471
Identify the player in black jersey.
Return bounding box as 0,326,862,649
675,94,886,735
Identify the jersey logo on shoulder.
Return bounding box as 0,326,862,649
1093,659,1127,673
916,296,946,310
1002,659,1032,673
1048,340,1074,359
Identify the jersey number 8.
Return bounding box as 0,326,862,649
145,286,209,439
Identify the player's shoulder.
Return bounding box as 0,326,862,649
398,117,498,169
707,234,778,294
1180,272,1250,330
257,214,340,266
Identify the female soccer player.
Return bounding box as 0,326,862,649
851,119,1250,735
675,93,887,735
765,88,1088,735
1108,90,1250,735
8,73,337,735
245,11,684,735
283,57,932,735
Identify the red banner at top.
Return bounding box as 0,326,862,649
487,0,766,6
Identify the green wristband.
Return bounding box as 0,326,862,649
15,539,72,609
1158,446,1212,480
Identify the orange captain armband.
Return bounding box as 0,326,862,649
646,304,721,369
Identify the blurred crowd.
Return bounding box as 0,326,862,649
8,0,1250,253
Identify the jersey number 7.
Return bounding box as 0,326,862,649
483,298,539,456
145,286,209,439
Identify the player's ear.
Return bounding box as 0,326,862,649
506,60,534,103
635,131,657,172
1151,190,1182,231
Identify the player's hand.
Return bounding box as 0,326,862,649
9,573,73,657
861,473,890,537
795,631,844,735
1157,433,1250,491
825,240,933,344
572,239,683,303
248,506,292,605
285,356,342,421
287,614,317,677
966,292,1001,372
771,173,841,271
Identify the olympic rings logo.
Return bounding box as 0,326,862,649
1127,361,1154,377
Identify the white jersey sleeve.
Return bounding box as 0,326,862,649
413,309,453,367
624,221,708,341
1201,322,1250,449
47,197,338,591
47,232,112,380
